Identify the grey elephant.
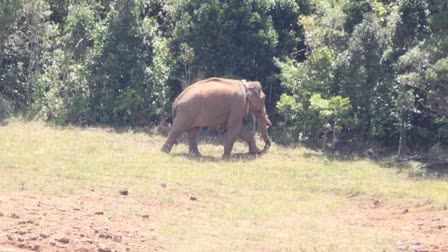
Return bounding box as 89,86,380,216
161,77,272,158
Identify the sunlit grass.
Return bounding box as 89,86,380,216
1,119,447,251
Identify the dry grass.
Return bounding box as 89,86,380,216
1,119,447,251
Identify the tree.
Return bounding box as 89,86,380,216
30,2,98,124
88,0,173,125
0,0,53,113
27,0,174,126
393,0,430,54
172,0,278,81
178,42,194,88
299,0,347,52
336,13,390,145
310,94,351,151
0,0,22,117
275,1,343,146
275,47,337,144
0,0,21,69
268,0,303,59
276,93,303,140
395,2,448,148
343,0,372,34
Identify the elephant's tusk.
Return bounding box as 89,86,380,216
265,116,272,126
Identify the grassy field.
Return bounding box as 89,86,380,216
0,119,447,251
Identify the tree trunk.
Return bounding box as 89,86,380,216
283,113,287,138
322,130,327,151
397,112,406,158
0,42,3,76
332,119,337,149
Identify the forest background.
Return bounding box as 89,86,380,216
1,0,447,156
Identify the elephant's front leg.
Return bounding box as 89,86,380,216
238,127,260,154
188,127,201,156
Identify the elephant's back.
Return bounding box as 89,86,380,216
174,79,245,128
177,79,241,103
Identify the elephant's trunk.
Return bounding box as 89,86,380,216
256,114,271,153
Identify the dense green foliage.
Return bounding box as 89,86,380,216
1,0,447,154
275,0,448,154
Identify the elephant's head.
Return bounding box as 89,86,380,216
246,81,272,152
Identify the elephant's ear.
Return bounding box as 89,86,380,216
247,86,264,112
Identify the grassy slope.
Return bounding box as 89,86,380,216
1,120,447,251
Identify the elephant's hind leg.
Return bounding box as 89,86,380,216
161,129,182,153
222,124,242,159
188,127,201,156
161,110,193,154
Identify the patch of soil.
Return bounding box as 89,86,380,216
0,188,204,252
2,189,447,251
338,199,448,252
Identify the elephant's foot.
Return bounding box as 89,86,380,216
261,141,271,153
248,146,261,154
189,150,202,157
161,143,172,153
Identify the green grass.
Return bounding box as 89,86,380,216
1,119,447,251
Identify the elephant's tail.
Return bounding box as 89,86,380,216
172,100,179,118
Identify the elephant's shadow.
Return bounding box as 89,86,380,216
171,152,262,162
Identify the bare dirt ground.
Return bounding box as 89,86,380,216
1,191,448,251
0,187,208,252
339,198,448,252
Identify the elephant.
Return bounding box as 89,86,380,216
161,77,272,158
